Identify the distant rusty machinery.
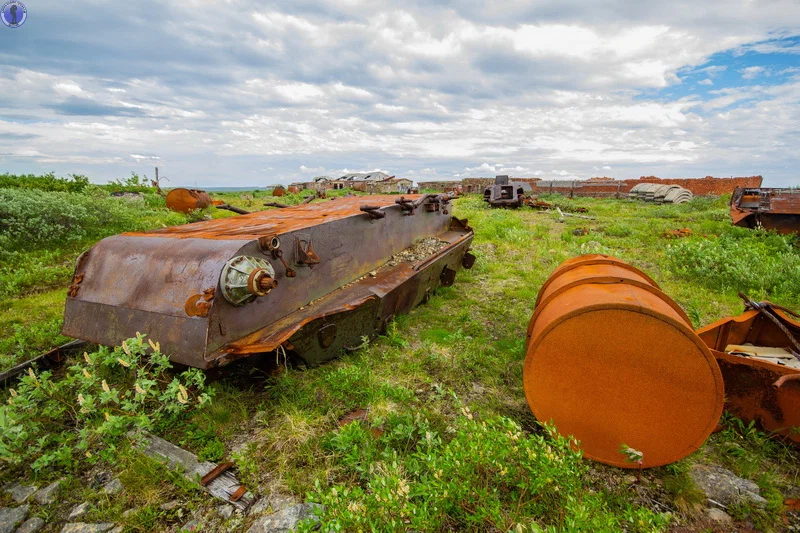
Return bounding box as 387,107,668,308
524,254,724,468
165,188,213,213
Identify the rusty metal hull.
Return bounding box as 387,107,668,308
524,255,724,468
63,195,473,368
730,187,800,234
697,308,800,445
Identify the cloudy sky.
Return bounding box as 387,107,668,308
1,1,799,187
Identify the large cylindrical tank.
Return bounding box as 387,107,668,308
524,254,724,468
165,188,213,214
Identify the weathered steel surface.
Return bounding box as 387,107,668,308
730,187,800,234
524,254,724,468
483,175,527,208
165,188,213,213
697,306,800,445
63,195,473,368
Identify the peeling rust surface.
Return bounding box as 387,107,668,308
730,187,800,234
63,196,473,369
697,307,800,445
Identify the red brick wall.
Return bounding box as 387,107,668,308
531,176,763,197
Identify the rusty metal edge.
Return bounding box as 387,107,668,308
534,257,661,306
0,339,87,387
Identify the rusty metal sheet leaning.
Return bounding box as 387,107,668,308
62,195,474,369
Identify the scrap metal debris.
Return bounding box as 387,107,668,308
696,295,800,446
663,228,693,238
135,432,255,510
730,187,800,234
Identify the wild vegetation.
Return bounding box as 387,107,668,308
0,173,798,532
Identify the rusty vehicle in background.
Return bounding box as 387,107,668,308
730,187,800,234
523,255,724,468
483,175,529,208
62,195,474,369
697,296,800,446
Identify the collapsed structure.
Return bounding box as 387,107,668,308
62,195,474,368
730,187,800,234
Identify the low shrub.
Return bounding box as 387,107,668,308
0,334,213,474
665,232,800,300
301,415,669,532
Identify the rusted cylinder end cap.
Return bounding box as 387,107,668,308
524,307,724,469
247,269,277,296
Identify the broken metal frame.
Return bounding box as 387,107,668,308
730,186,800,234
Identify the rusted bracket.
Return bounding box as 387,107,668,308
360,205,385,220
396,196,416,215
201,462,234,486
296,235,320,266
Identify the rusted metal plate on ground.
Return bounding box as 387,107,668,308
730,187,800,234
524,255,724,469
697,307,800,445
63,195,473,369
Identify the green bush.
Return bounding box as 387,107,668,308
301,415,669,532
0,172,90,192
665,232,800,300
0,334,213,474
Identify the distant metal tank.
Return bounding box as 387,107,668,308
287,186,301,194
696,299,800,446
730,187,800,234
272,186,286,197
166,188,213,214
524,255,724,468
63,195,474,369
483,175,527,208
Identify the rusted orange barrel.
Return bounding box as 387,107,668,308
287,185,301,194
273,186,286,197
165,188,212,213
524,254,724,468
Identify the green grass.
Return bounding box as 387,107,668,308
1,188,799,531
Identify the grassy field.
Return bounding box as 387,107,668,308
1,176,799,532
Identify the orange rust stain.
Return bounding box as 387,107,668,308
125,195,425,241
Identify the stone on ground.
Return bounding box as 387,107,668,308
247,503,323,533
67,502,91,520
33,480,62,505
690,464,768,508
17,517,46,533
60,524,116,533
0,504,29,533
704,507,733,525
6,483,37,503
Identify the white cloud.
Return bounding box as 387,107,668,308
740,66,766,80
1,1,800,185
